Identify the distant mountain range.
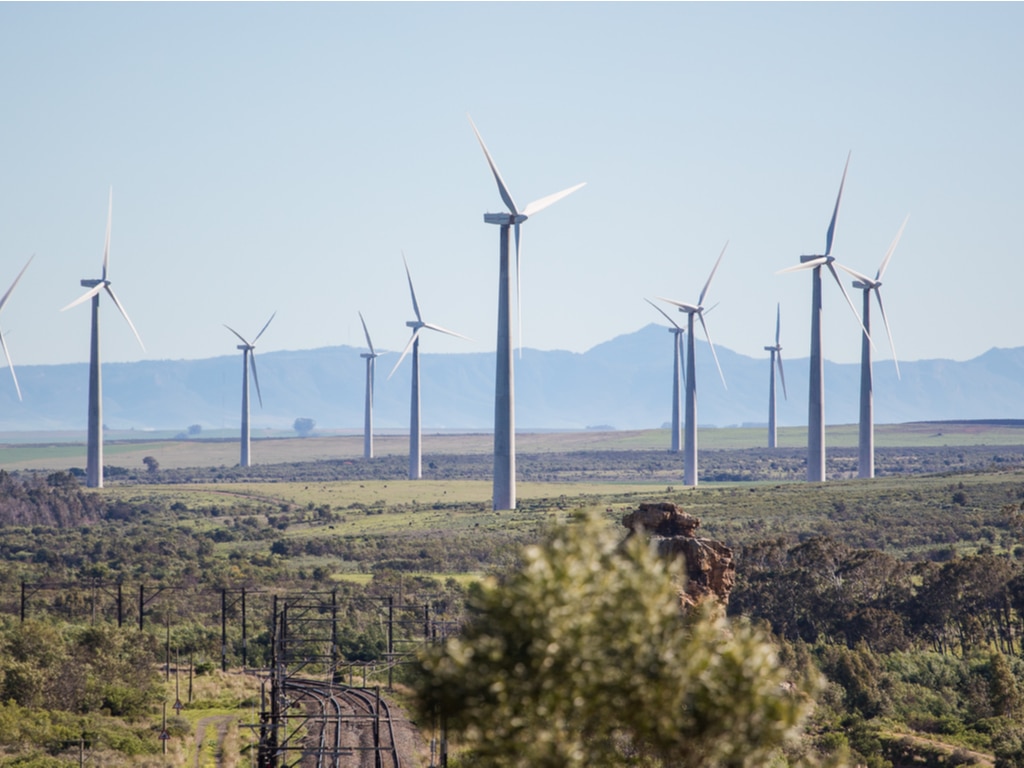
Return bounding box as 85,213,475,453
1,324,1021,433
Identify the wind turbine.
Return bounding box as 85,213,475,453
778,153,869,482
764,303,788,449
656,242,729,487
469,115,585,511
358,311,381,460
61,189,144,488
0,255,34,401
224,313,275,468
838,215,908,479
389,254,468,481
645,298,685,454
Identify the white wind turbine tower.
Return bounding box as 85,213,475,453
645,298,686,454
469,115,585,511
0,255,34,401
778,153,870,482
657,242,729,487
224,313,275,468
61,189,145,488
389,254,468,481
838,216,908,479
764,303,788,449
358,311,381,460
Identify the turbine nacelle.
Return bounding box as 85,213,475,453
483,212,527,226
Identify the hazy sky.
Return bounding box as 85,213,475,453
1,2,1021,372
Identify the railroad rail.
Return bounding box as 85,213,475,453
284,676,401,768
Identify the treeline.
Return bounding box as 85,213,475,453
0,470,107,527
731,535,1024,657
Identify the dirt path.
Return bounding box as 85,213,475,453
882,730,994,767
193,715,234,768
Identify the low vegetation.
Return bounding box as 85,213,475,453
3,425,1024,765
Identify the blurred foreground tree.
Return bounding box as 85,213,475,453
414,513,822,767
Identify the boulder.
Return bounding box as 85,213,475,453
622,501,735,608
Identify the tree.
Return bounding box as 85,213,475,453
142,456,159,474
414,513,817,768
293,417,315,437
187,423,202,436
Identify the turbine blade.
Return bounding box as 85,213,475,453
825,151,851,256
102,187,112,281
836,262,874,284
253,311,276,343
645,297,682,330
774,303,781,346
60,283,104,312
358,310,375,355
0,255,33,313
826,262,872,346
777,258,826,275
654,296,699,312
875,289,900,380
521,182,586,217
877,214,909,280
224,324,250,346
698,312,727,390
422,322,472,341
467,115,519,216
250,351,263,408
388,330,420,379
776,352,788,400
402,252,423,322
698,240,728,307
0,331,22,402
105,285,145,351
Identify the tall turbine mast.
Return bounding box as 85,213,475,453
469,115,584,510
389,254,468,480
778,154,869,482
0,255,34,402
358,311,381,460
657,242,729,487
61,189,144,488
224,313,275,468
839,215,908,478
645,298,686,454
764,303,788,449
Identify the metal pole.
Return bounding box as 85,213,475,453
241,587,248,669
387,596,394,691
221,588,228,672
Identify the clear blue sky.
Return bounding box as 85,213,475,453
0,2,1020,371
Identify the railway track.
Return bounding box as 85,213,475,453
284,677,401,768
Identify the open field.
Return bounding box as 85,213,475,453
3,420,1024,473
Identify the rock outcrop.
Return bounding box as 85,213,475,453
622,501,735,608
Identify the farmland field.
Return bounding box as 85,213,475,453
3,419,1024,473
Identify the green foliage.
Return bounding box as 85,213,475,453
0,619,160,717
415,513,815,767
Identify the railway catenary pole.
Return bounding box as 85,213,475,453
241,587,248,669
387,595,394,691
221,588,228,672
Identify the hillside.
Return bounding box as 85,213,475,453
0,325,1021,432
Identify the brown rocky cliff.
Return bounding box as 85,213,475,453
622,501,735,608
